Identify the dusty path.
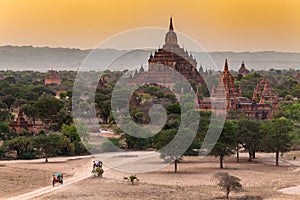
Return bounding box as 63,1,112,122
3,152,300,199
254,153,300,195
2,151,165,200
2,155,94,200
279,185,300,195
277,158,300,195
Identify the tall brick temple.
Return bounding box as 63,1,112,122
199,60,278,119
128,17,204,88
128,17,278,120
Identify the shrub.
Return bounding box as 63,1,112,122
214,172,243,199
124,175,139,185
18,151,36,160
95,167,104,177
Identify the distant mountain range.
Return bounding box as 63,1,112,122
0,45,300,72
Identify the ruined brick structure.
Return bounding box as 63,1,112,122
9,110,34,134
45,70,61,85
238,61,250,76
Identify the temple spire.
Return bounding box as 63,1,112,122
224,59,228,72
169,16,174,31
241,61,245,68
164,16,178,45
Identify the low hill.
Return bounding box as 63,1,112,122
0,46,300,72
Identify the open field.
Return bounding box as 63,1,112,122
1,152,300,199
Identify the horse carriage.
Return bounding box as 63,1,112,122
52,173,63,186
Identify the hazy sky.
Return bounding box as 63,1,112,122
1,0,300,52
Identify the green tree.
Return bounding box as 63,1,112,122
214,172,243,199
22,104,39,124
96,100,111,124
61,124,87,155
260,117,294,166
166,103,181,115
95,88,112,124
130,108,144,124
237,119,262,161
4,137,34,159
292,88,300,100
154,128,195,173
211,120,237,169
0,121,10,140
34,97,64,125
154,129,179,172
2,94,16,109
34,134,69,162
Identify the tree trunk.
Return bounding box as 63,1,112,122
16,149,20,159
276,151,279,166
252,147,256,159
220,155,224,169
174,159,178,173
248,148,252,161
236,144,239,162
226,188,230,199
45,155,48,163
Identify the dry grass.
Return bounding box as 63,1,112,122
2,152,300,199
0,157,93,199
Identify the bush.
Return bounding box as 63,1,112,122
0,122,9,133
38,130,46,135
95,167,104,177
0,148,4,159
124,175,139,185
214,172,243,199
18,151,36,160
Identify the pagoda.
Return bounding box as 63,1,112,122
9,110,34,134
199,60,278,119
45,70,61,85
128,17,204,88
238,62,250,76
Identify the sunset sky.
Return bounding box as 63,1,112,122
1,0,300,52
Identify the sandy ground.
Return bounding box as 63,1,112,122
1,152,300,199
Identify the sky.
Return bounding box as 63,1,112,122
1,0,300,52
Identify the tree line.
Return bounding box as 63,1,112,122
0,69,300,170
0,124,88,161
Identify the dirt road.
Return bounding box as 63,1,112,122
3,152,300,199
2,155,93,200
2,151,166,200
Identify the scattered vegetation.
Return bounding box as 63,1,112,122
94,167,104,177
124,175,139,185
214,172,243,199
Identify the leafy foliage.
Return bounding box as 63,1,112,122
211,120,237,168
214,172,243,199
238,119,262,161
124,175,139,185
260,117,294,166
